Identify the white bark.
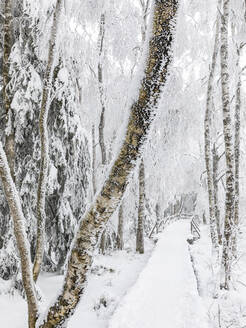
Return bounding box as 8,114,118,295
33,0,63,282
204,0,221,253
0,142,38,328
117,201,124,250
98,13,107,165
232,46,242,258
136,158,145,254
220,0,234,290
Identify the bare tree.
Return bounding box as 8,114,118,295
212,144,222,244
0,143,38,328
232,45,243,258
204,0,221,253
117,201,124,250
220,0,234,290
136,158,145,254
98,13,107,165
33,0,63,282
3,0,15,180
155,201,161,234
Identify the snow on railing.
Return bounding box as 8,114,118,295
149,212,193,239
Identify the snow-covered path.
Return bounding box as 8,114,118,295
109,220,209,328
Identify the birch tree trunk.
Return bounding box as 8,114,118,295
117,201,124,250
98,13,107,165
220,0,234,290
155,202,161,233
39,1,178,325
0,143,38,328
3,0,15,180
232,47,242,258
136,158,145,254
204,0,221,253
212,144,222,245
33,0,63,283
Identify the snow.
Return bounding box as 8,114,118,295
6,219,246,328
190,224,246,328
109,220,209,328
0,240,153,328
0,220,211,328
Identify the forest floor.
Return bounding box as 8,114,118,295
0,237,154,328
190,223,246,328
1,220,246,327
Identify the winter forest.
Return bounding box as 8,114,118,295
1,0,246,327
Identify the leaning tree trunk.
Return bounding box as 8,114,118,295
0,143,38,328
204,0,221,253
220,0,234,290
38,1,178,326
3,0,15,180
33,0,63,283
136,158,145,254
98,13,107,165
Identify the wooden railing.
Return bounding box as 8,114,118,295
190,216,200,239
149,213,194,239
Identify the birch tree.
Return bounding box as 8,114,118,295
212,144,222,244
0,143,38,327
204,0,221,254
117,201,124,250
3,0,15,180
220,0,234,290
232,45,243,258
136,158,145,254
98,13,107,165
32,0,63,282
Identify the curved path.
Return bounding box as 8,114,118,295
109,220,209,328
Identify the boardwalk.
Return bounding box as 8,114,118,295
109,220,209,328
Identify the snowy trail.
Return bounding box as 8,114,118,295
109,220,209,328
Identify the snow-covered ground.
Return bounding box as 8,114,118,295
0,240,154,328
4,219,246,328
190,223,246,328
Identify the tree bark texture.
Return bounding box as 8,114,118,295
3,0,15,180
155,202,161,233
220,0,234,290
137,158,145,254
0,143,38,328
204,0,222,252
39,1,178,326
232,48,242,258
98,13,107,165
33,0,63,283
212,145,222,245
117,201,124,250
